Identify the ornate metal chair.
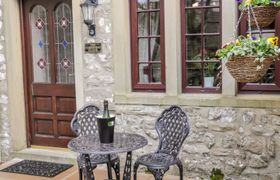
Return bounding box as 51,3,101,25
71,104,120,180
133,106,190,180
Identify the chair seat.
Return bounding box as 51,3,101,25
136,153,178,168
77,154,119,167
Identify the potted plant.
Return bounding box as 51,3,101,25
216,36,280,82
238,0,280,28
210,168,224,180
204,63,217,88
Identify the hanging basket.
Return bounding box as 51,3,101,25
225,56,275,83
244,6,280,28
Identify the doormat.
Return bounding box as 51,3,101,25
0,160,73,177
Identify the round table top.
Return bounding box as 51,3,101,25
68,133,148,155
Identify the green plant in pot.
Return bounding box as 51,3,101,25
210,168,224,180
216,36,280,82
204,63,218,88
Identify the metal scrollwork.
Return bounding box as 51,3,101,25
70,104,121,180
133,106,190,180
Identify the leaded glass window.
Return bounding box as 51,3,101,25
30,5,51,83
130,0,165,91
182,0,221,93
54,3,74,84
239,17,280,93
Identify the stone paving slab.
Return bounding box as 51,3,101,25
0,159,183,180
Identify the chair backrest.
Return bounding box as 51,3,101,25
155,106,190,157
70,104,100,136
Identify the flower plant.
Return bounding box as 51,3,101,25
216,36,280,65
238,0,280,10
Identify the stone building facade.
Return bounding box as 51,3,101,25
0,0,11,162
82,1,280,179
0,0,279,179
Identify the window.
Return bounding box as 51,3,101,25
181,0,221,93
130,0,165,91
239,14,280,93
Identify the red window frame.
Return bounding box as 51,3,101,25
181,0,222,93
239,13,280,93
130,0,166,92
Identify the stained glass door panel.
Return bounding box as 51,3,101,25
30,5,51,83
55,3,75,84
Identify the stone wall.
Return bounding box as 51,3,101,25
83,2,114,107
112,105,280,180
0,0,11,162
82,1,280,179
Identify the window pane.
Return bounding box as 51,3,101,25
138,0,148,10
54,3,75,84
260,63,275,83
187,63,202,86
150,12,160,35
186,0,201,7
150,0,160,9
202,0,219,6
204,36,220,60
139,38,149,62
204,8,220,33
186,36,202,60
139,64,149,83
151,64,161,82
138,13,148,36
30,5,51,83
150,38,160,61
203,62,220,87
186,9,202,34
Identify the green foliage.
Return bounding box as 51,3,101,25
239,0,280,10
210,168,224,180
216,37,280,63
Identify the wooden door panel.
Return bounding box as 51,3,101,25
57,97,76,114
32,84,75,97
35,119,54,136
33,97,52,113
57,120,75,137
22,0,76,148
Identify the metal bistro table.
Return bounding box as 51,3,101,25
68,133,148,180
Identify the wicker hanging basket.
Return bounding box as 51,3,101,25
244,6,280,28
225,56,275,83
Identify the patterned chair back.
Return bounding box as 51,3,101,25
71,105,100,136
155,106,190,157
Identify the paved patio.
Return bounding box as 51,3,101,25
0,159,182,180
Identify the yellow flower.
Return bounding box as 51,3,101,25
235,39,240,45
267,37,279,46
245,0,252,6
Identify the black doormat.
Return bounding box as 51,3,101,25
0,160,73,177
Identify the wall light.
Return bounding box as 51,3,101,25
80,0,98,36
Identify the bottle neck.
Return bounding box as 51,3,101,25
103,101,110,118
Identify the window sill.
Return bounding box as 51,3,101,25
114,93,280,108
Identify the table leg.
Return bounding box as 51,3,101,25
123,151,132,180
107,154,113,180
82,154,94,180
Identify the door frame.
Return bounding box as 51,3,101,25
3,0,84,150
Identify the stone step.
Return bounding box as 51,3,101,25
13,147,78,165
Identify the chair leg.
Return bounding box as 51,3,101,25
133,162,140,180
148,167,169,180
112,159,120,180
79,167,83,180
176,160,183,180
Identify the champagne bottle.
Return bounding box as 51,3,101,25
103,100,110,118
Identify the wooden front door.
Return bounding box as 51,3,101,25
22,0,76,147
